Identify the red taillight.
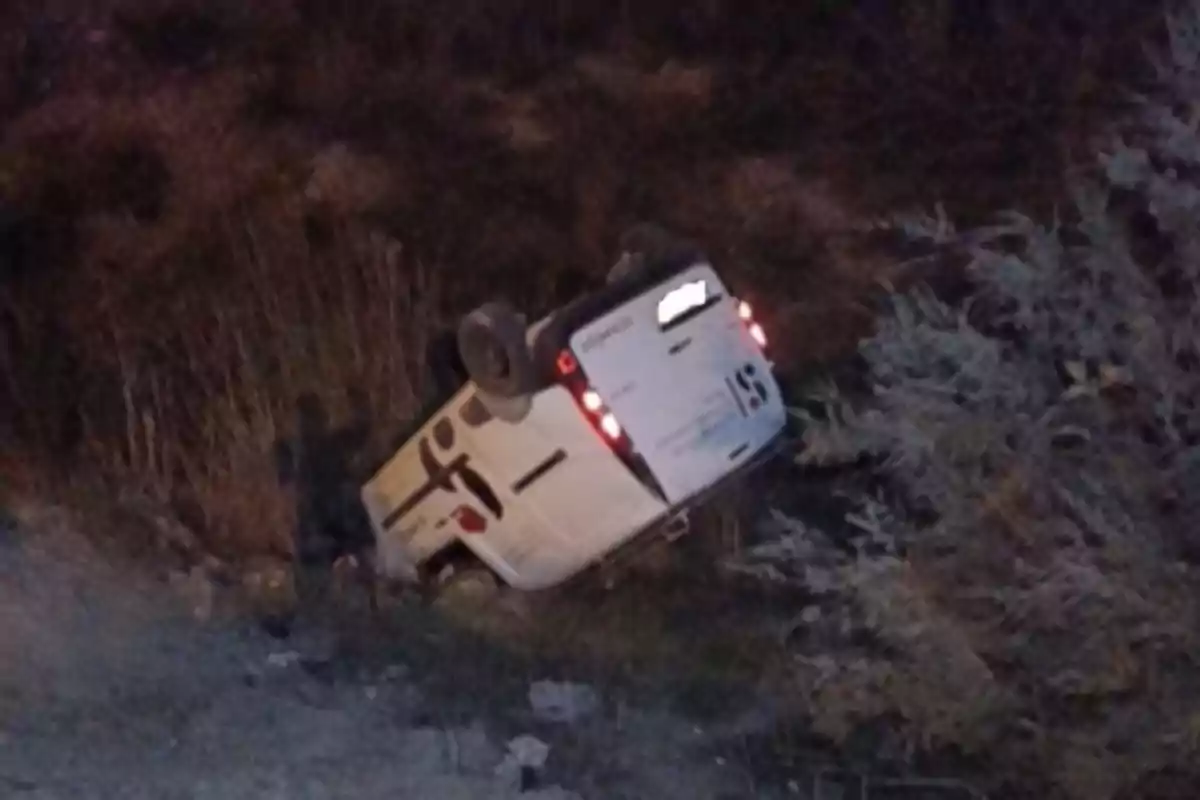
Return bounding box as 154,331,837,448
571,383,625,444
749,322,767,348
555,349,664,499
556,349,578,376
736,298,767,350
599,412,622,440
559,349,627,445
581,389,604,412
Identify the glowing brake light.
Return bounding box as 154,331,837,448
572,384,625,444
556,350,578,376
735,297,767,350
749,322,767,348
581,389,604,412
599,412,622,440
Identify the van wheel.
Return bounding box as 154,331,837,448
432,565,501,609
457,301,536,398
430,566,537,628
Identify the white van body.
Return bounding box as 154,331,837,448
360,261,786,591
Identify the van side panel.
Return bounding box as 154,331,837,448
455,386,669,590
362,384,669,590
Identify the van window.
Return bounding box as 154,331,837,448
656,278,723,332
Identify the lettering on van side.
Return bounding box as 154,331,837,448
577,315,634,353
726,363,769,417
652,390,732,455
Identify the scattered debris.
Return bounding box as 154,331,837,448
266,651,302,669
528,680,599,724
495,734,551,791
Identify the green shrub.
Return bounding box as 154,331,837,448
737,3,1200,796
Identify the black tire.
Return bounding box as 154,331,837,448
456,300,536,398
433,565,501,607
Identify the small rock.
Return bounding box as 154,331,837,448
266,651,302,669
528,680,599,723
495,734,550,788
507,735,550,768
800,605,822,624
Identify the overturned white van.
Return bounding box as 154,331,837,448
361,226,787,593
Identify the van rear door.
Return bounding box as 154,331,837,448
567,263,785,505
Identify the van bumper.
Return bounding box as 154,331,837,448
579,427,792,583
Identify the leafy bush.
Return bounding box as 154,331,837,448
737,3,1200,796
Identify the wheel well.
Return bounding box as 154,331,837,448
420,539,490,582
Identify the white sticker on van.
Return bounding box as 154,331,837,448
657,280,710,327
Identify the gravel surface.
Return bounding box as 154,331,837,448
0,510,777,800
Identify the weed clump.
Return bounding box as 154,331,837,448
738,4,1200,796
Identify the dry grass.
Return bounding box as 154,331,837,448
4,207,439,558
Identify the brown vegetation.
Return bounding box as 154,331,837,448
0,0,1154,540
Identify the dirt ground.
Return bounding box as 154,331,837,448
2,477,986,799
2,509,802,800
